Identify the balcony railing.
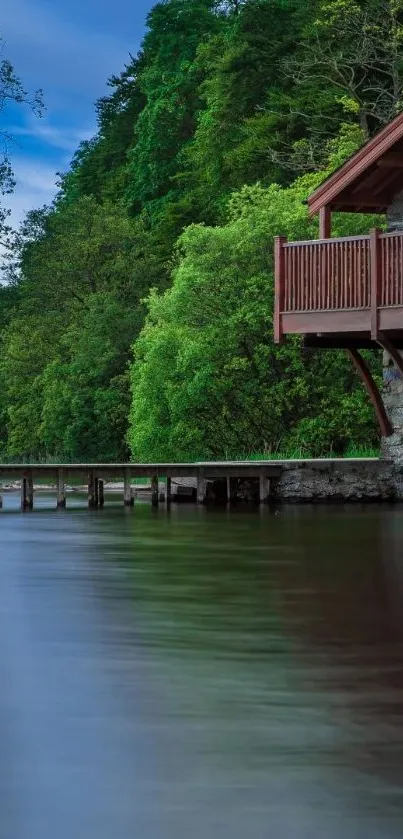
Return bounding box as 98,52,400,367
274,229,403,342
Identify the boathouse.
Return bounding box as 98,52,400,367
274,111,403,446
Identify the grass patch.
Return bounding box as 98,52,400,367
232,445,379,461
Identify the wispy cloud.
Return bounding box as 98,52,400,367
0,0,154,231
3,159,59,228
9,118,96,154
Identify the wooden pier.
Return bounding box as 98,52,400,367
0,460,379,510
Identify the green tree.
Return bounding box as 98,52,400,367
2,197,163,459
126,0,223,215
0,33,43,257
182,0,313,219
0,313,61,458
3,0,399,463
40,295,136,460
275,0,403,172
60,58,146,204
129,148,379,461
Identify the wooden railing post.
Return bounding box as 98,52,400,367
274,236,287,343
370,228,381,340
319,205,331,239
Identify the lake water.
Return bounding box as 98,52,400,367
1,493,403,838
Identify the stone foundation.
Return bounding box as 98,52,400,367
169,458,403,503
205,460,399,503
381,370,403,464
271,350,403,502
271,459,396,502
387,187,403,232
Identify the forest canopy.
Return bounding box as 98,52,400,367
1,0,399,462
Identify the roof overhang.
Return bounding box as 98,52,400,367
308,112,403,216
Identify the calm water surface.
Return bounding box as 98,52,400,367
1,494,403,838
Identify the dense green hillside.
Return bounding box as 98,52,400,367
3,0,403,461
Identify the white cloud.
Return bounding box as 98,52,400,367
10,117,96,153
3,159,59,228
0,0,150,229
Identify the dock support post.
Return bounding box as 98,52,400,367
197,470,207,505
21,471,34,511
98,479,105,508
151,474,159,507
227,477,237,504
57,468,66,508
124,469,134,507
21,477,26,511
259,473,270,504
165,477,172,506
0,493,3,510
88,470,97,508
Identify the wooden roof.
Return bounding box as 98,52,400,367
308,111,403,215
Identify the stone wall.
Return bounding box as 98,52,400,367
382,190,403,464
176,459,402,503
387,187,403,231
381,371,403,465
271,459,397,502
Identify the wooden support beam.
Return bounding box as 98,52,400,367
20,478,27,511
347,349,393,437
124,468,134,507
227,477,237,504
335,196,381,208
197,470,207,505
274,236,287,344
377,334,403,378
319,205,331,239
351,170,385,194
57,467,66,508
259,474,271,505
88,470,97,509
165,477,172,506
21,471,34,511
27,472,34,510
151,474,159,507
370,228,381,341
98,479,105,508
372,170,399,196
377,153,403,167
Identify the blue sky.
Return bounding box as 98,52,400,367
2,0,155,227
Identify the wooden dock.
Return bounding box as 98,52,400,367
0,460,379,510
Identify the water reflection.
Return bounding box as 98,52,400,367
1,497,403,837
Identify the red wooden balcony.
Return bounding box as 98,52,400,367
274,229,403,347
271,111,403,436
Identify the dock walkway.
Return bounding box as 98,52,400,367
0,460,379,510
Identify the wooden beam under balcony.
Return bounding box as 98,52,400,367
377,153,403,167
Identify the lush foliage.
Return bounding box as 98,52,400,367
129,161,379,460
3,0,403,461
